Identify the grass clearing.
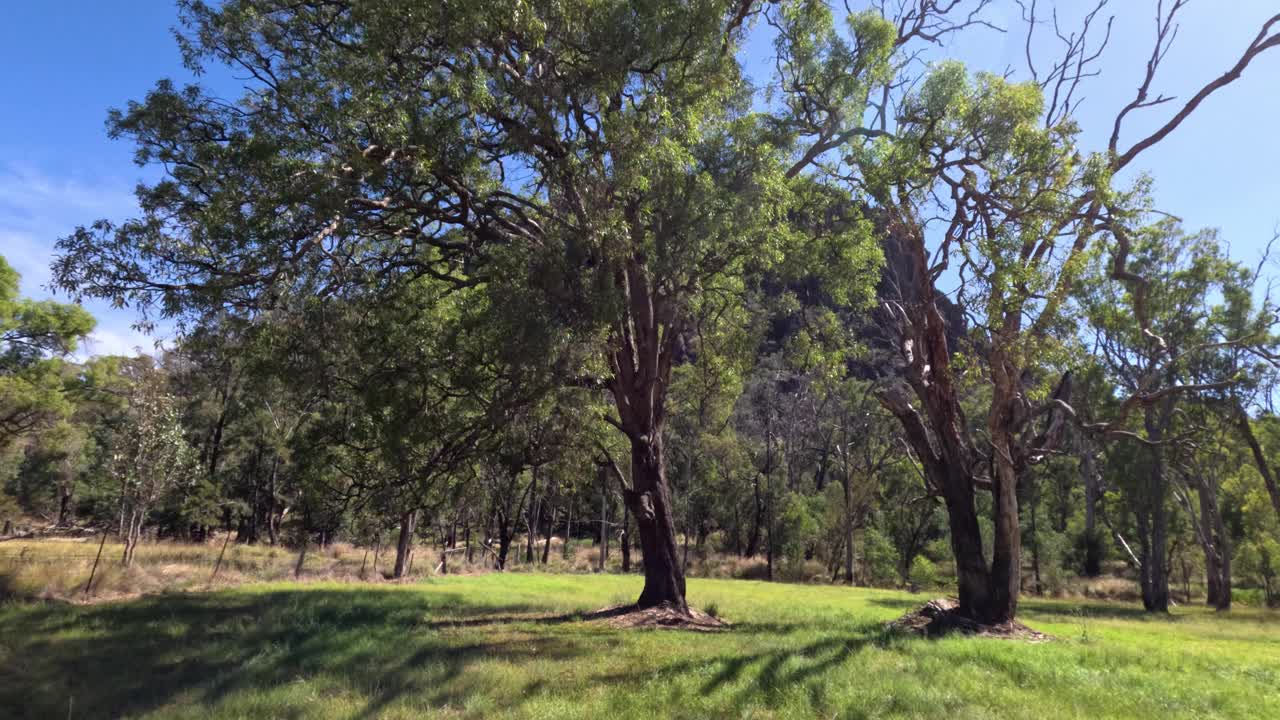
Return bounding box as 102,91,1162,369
2,573,1278,719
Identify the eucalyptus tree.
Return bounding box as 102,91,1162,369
1078,220,1276,611
1,255,94,449
772,0,1280,622
53,0,882,612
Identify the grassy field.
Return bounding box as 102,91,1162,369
2,573,1278,720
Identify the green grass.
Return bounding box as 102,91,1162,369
2,574,1278,719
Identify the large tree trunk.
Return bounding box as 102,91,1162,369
876,227,1020,623
986,353,1026,621
628,434,686,610
393,509,417,579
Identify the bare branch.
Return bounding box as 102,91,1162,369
1114,10,1280,169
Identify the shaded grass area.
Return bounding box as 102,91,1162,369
2,575,1278,719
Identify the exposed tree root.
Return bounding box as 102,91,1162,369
585,603,729,631
888,598,1051,641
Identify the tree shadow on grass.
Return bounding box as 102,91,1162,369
588,621,901,714
0,588,600,720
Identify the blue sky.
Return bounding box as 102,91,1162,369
2,1,1278,358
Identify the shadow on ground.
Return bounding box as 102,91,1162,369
0,585,905,720
0,588,596,719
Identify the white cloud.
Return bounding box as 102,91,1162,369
0,163,165,359
76,327,168,362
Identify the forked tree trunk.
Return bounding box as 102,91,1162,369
1190,474,1231,611
393,509,417,579
1137,404,1172,613
877,239,1049,623
605,255,688,612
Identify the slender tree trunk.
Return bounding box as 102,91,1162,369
843,472,854,586
210,526,233,582
1080,434,1104,577
563,502,573,560
122,508,144,567
746,477,763,557
620,501,631,573
465,522,473,564
266,460,279,546
542,504,555,565
393,509,417,579
294,537,308,578
1139,405,1172,613
765,470,775,583
681,454,692,574
525,468,539,565
732,503,743,557
84,530,108,597
1030,493,1042,595
1234,404,1280,525
598,464,609,571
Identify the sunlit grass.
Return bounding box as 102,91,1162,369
2,572,1277,719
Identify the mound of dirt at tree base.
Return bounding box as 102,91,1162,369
585,604,730,632
888,598,1051,641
